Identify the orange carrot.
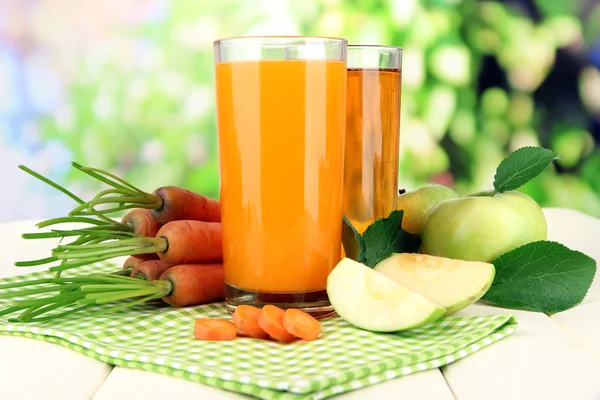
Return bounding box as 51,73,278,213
121,208,162,237
257,305,296,343
131,259,173,281
232,305,269,339
194,319,237,341
151,186,221,224
155,220,222,265
50,220,222,274
159,263,225,307
282,308,321,341
122,256,144,272
120,209,162,260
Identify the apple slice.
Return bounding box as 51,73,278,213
326,258,446,332
374,253,495,315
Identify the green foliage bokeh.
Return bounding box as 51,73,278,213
39,0,600,216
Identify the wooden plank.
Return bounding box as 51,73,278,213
94,366,455,400
0,336,112,400
443,304,600,400
552,301,600,360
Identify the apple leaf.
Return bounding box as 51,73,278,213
362,210,421,268
341,216,366,263
483,241,597,314
493,147,560,193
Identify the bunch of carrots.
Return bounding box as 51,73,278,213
0,163,321,342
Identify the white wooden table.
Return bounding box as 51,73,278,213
1,208,599,400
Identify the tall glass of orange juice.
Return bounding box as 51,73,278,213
343,46,402,234
214,37,347,317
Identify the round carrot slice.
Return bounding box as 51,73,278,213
257,305,295,343
233,305,269,339
282,308,321,341
194,318,237,341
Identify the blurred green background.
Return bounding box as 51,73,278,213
1,0,600,222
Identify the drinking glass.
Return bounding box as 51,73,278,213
343,45,402,233
214,36,347,317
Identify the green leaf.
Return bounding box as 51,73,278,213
362,210,421,268
341,217,366,263
493,147,560,193
483,241,597,314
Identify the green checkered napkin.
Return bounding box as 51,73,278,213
0,263,517,399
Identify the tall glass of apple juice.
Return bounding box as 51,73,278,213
343,46,402,233
214,36,347,317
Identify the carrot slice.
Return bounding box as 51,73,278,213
282,308,321,341
233,305,269,339
194,318,237,341
257,305,296,343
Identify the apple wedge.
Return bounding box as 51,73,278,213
374,253,495,315
326,258,446,332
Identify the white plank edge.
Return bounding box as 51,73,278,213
0,336,113,400
95,365,455,400
442,304,600,400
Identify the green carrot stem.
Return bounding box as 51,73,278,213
23,231,80,239
19,164,114,224
22,225,135,241
67,228,137,237
70,196,157,215
87,274,146,283
18,165,84,205
88,292,165,317
49,259,102,272
72,287,130,294
86,287,164,303
47,256,126,272
115,267,132,276
14,303,98,323
54,243,153,258
14,257,58,267
69,235,100,246
0,277,104,289
55,237,153,251
53,245,160,262
71,162,128,190
37,217,111,228
18,303,65,322
78,165,149,195
70,203,152,216
92,188,130,200
0,278,59,288
52,238,164,261
0,283,87,299
85,196,157,206
15,304,46,322
13,291,86,307
15,292,88,321
81,283,151,291
0,305,28,318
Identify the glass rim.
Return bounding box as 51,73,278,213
214,36,348,46
348,44,403,52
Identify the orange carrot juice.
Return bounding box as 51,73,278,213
215,59,346,297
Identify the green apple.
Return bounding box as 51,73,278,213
397,184,459,234
326,258,446,332
374,253,495,315
422,190,547,263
